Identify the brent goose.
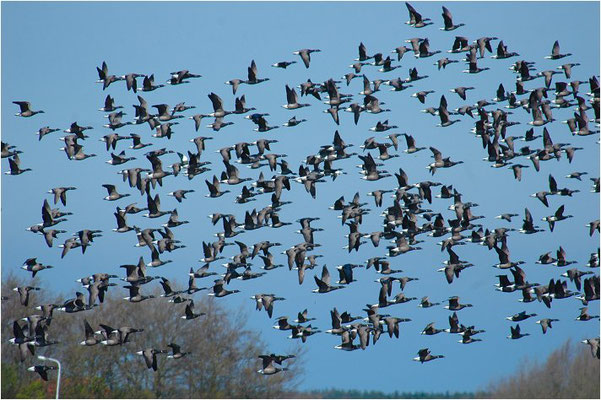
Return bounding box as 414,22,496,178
413,348,444,363
440,6,464,31
137,348,167,371
293,49,321,68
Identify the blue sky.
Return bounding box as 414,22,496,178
2,1,600,394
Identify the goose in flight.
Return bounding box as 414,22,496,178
405,2,433,28
13,101,44,117
293,49,321,68
440,6,464,31
413,348,444,363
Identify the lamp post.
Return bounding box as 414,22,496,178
37,356,61,399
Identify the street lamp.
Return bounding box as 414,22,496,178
37,356,61,399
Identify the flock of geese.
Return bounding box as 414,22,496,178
3,2,600,385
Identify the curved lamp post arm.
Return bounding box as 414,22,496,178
37,356,61,399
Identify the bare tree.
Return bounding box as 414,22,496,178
2,275,304,398
484,340,600,398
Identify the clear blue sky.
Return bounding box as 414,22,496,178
2,1,599,394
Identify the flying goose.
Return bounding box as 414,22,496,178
413,348,444,363
369,120,397,133
13,286,41,306
118,72,141,92
100,133,128,151
123,284,155,303
435,57,458,70
252,115,279,132
79,319,100,346
405,2,433,28
163,209,189,228
542,205,573,231
120,257,158,285
143,193,171,218
27,365,57,381
535,318,559,334
103,111,132,131
545,40,571,60
5,154,32,175
283,116,307,127
463,58,490,74
557,62,580,79
128,133,152,150
206,92,232,119
582,338,600,359
96,61,124,89
552,246,575,267
106,151,135,166
137,348,167,371
273,316,293,331
391,45,411,61
412,90,435,104
427,147,463,173
492,40,519,59
251,294,285,318
229,96,254,117
140,74,164,92
246,60,269,84
36,126,59,141
415,38,440,59
506,311,537,322
444,296,472,311
562,268,594,291
158,277,183,298
283,85,310,109
436,104,460,127
168,69,201,85
440,6,464,30
492,239,524,269
442,312,465,334
355,41,373,61
13,101,44,117
575,307,599,321
37,228,66,248
102,184,129,201
168,189,195,203
450,86,474,100
507,324,529,339
313,265,345,293
166,343,189,359
418,296,440,308
293,49,321,68
9,320,33,349
519,208,544,234
209,280,240,297
458,329,483,344
289,324,321,342
96,323,121,346
257,354,293,375
146,243,172,267
377,56,399,72
110,326,144,344
421,322,444,335
21,258,53,278
182,299,206,320
272,60,297,69
334,330,360,351
83,279,115,306
1,142,21,158
449,36,470,53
